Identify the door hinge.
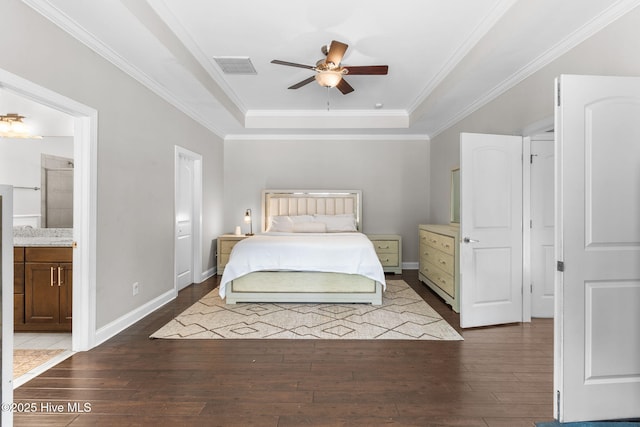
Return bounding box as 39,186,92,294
557,390,561,420
557,82,561,106
530,283,533,293
557,261,564,272
530,220,533,229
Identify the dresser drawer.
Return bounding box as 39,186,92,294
422,261,455,298
424,249,454,275
422,231,453,255
435,234,455,256
420,230,440,248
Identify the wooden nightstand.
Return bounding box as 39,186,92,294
367,234,402,274
216,234,249,275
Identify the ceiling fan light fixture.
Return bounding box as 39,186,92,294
315,70,343,88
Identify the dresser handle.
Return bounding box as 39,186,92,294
50,267,55,286
58,267,63,286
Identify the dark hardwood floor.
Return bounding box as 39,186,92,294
13,270,555,426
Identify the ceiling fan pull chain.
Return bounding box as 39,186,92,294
327,87,331,111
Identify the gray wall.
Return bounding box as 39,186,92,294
429,6,640,223
1,0,225,329
224,138,430,263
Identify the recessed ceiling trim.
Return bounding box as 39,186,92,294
225,133,429,142
245,109,409,129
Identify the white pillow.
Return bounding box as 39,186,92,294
268,215,314,232
292,222,327,233
313,214,357,232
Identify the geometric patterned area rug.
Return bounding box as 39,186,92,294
150,280,463,340
14,349,65,378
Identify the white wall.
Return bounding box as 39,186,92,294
1,0,225,329
429,6,640,223
0,136,73,224
224,138,430,263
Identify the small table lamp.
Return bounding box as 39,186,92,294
244,208,254,236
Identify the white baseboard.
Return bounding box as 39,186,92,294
402,262,419,270
94,288,176,347
199,267,215,283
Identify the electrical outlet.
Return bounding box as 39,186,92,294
132,282,139,296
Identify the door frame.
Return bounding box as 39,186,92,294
0,68,98,352
523,130,555,321
174,145,203,291
1,185,14,426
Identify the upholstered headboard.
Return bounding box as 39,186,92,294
261,190,362,232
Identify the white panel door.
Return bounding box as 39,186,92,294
1,186,15,427
460,133,523,328
530,138,555,317
555,75,640,422
175,152,194,290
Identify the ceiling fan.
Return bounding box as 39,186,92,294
271,40,388,95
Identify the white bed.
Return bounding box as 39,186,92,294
219,190,386,305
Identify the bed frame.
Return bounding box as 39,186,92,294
224,189,383,305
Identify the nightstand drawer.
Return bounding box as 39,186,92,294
372,240,398,254
376,253,399,267
366,234,402,274
217,235,249,275
220,239,241,254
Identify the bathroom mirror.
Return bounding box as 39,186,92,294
450,167,460,225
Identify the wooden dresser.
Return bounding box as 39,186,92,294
418,224,460,312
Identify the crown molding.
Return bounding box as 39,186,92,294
245,109,409,129
406,0,519,114
428,0,640,138
22,0,227,139
224,133,429,142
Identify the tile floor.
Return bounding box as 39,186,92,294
13,333,73,388
14,332,72,350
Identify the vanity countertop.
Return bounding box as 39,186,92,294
13,227,73,247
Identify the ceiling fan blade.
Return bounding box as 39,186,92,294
326,40,348,66
343,65,388,75
288,76,316,89
336,78,354,95
271,60,316,70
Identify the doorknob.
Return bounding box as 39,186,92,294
463,237,480,243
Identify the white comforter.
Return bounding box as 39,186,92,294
219,232,386,298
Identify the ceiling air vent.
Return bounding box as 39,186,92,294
213,57,257,74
